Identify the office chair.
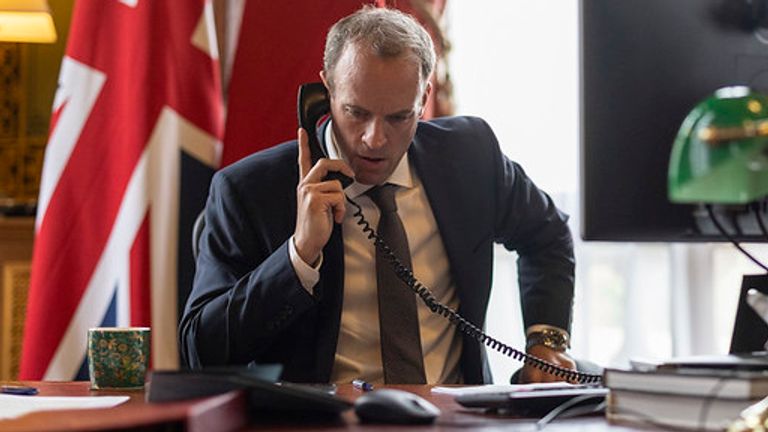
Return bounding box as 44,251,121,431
192,209,205,261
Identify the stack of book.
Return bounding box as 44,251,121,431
604,365,768,431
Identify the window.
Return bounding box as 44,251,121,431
447,0,763,382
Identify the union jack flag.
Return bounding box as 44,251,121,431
20,0,223,380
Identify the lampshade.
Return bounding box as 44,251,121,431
668,86,768,204
0,0,56,43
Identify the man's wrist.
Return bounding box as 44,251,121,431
288,236,321,293
525,326,570,352
293,235,321,267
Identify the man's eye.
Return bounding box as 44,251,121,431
346,108,367,119
388,114,410,123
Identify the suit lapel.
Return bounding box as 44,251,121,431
315,224,344,381
409,132,481,299
314,119,345,381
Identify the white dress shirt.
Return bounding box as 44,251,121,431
288,122,463,384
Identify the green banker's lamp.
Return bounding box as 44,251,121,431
668,85,768,309
669,86,768,205
670,85,768,356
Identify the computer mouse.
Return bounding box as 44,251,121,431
354,389,441,424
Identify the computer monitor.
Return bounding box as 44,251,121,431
580,0,768,241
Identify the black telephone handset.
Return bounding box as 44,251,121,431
297,82,354,189
296,83,601,385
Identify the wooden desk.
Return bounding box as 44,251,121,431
0,382,647,431
0,381,247,432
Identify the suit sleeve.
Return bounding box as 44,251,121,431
487,126,575,332
179,169,316,368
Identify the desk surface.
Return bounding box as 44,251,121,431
0,381,650,432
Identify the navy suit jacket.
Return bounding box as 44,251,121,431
180,116,574,384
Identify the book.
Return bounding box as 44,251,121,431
658,353,768,371
607,389,757,431
604,367,768,399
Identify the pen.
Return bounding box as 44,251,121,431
1,385,38,396
352,379,374,391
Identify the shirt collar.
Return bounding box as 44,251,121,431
324,120,413,199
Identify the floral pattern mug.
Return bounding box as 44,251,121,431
87,327,150,389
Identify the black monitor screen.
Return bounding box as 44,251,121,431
580,0,768,241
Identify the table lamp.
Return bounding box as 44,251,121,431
669,86,768,205
0,0,56,43
668,84,768,284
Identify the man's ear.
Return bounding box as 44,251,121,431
319,70,331,93
419,81,433,117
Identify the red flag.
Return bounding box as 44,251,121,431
21,0,223,380
221,0,372,167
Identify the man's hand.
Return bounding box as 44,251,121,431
518,345,577,384
294,128,355,265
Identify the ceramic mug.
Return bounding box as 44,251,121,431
87,327,150,389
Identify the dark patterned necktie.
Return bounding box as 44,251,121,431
366,184,426,384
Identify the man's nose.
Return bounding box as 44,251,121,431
362,118,387,150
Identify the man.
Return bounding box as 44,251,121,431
180,6,576,384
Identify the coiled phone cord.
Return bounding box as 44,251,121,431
346,196,603,385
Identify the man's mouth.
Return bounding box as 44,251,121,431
361,156,385,163
357,156,387,173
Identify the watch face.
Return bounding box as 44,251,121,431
544,339,565,350
528,329,569,352
547,331,567,345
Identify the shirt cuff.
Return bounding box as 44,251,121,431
288,235,322,295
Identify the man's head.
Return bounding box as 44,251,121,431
320,7,436,185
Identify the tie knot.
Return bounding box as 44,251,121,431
367,183,399,213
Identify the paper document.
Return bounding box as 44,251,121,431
0,394,129,420
431,382,582,396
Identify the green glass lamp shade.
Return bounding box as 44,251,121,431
669,86,768,204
